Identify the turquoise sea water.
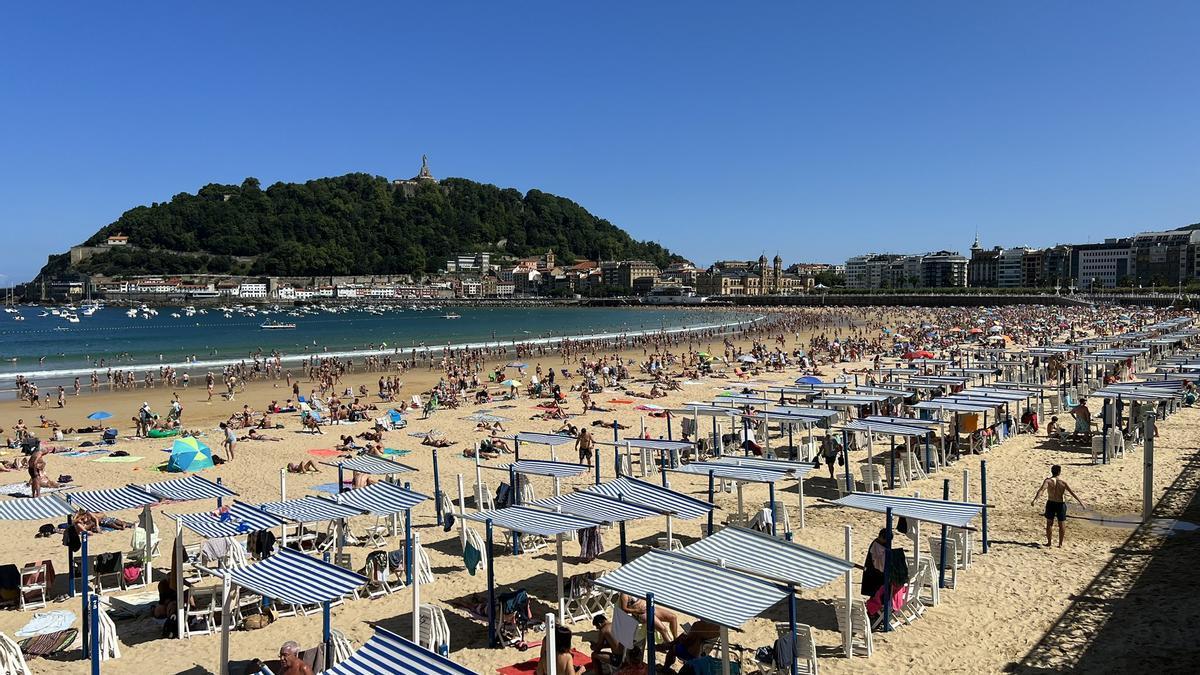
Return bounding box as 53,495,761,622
0,305,756,391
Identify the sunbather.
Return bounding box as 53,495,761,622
662,619,721,669
74,509,134,533
287,460,320,474
279,640,314,675
241,429,281,441
588,615,626,671
421,433,454,447
618,593,680,643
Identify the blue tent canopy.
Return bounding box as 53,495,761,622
331,455,418,475
67,487,160,513
502,459,590,478
460,506,602,537
709,456,818,478
595,549,788,630
671,462,789,484
0,495,75,521
139,475,235,502
532,490,665,523
172,500,288,539
830,493,982,530
324,626,478,675
512,432,576,446
588,476,714,520
334,481,430,516
681,526,851,590
222,546,367,605
259,497,366,523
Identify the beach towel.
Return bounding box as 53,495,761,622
15,610,75,638
17,628,76,661
91,456,143,463
310,482,346,495
496,648,591,675
608,399,634,404
307,449,343,457
0,483,70,497
382,448,411,457
612,606,638,650
61,449,107,458
463,540,482,576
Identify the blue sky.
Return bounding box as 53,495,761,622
2,2,1199,283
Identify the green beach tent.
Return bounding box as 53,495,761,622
167,437,215,472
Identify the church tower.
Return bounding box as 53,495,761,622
773,254,783,293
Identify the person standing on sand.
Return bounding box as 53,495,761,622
1032,464,1085,548
220,421,236,461
206,372,215,401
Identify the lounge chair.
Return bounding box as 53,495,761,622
764,500,792,538
184,587,220,638
417,605,451,653
91,552,126,595
835,474,857,498
833,598,873,657
859,464,884,494
0,631,31,675
18,563,49,611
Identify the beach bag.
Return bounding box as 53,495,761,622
123,565,142,585
243,611,273,630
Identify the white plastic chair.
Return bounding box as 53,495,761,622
184,587,219,638
859,464,885,493
927,536,959,589
18,563,48,611
764,500,792,538
0,631,31,675
833,598,873,657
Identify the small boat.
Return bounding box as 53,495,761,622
13,315,24,321
442,313,462,319
260,321,297,330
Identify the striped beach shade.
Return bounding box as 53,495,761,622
671,462,789,484
139,475,237,502
506,459,590,478
840,419,931,437
334,481,429,516
588,476,713,520
222,546,367,605
681,526,852,590
709,456,819,478
512,432,576,446
173,500,288,539
595,549,788,629
460,505,602,536
619,438,695,452
258,496,365,523
831,493,983,529
0,495,75,521
333,455,418,475
66,487,160,513
324,626,478,675
533,490,665,523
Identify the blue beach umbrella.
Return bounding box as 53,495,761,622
87,411,112,420
167,437,215,472
500,379,521,388
796,376,823,384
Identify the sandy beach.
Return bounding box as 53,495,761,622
1,307,1197,674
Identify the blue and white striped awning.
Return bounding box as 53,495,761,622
504,459,590,478
138,475,236,502
817,394,889,406
513,432,576,446
532,491,665,523
173,501,288,539
0,495,75,521
223,546,367,605
460,506,603,536
840,419,931,437
913,400,995,413
831,493,982,529
588,477,713,520
66,487,160,512
335,481,429,516
259,497,365,523
712,395,776,406
331,455,418,475
863,415,942,430
619,438,695,451
595,549,788,630
709,456,818,478
674,404,740,417
681,526,851,590
769,406,841,421
671,462,789,484
324,626,478,675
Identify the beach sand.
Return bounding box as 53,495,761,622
0,316,1196,674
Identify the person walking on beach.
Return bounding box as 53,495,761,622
576,427,594,467
206,372,215,401
1032,465,1085,548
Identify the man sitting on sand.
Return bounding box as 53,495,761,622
286,460,320,474
279,641,314,675
587,615,625,671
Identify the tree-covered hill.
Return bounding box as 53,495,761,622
44,173,678,278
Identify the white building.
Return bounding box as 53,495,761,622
238,282,268,298
1074,240,1131,289
275,286,297,300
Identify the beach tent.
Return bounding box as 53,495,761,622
321,626,478,675
217,547,368,675
459,506,604,641
595,548,789,675
167,437,215,473
333,482,430,585
532,490,665,563
710,455,817,528
588,475,714,552
616,438,695,485
680,526,853,675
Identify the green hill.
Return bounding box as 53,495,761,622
40,173,677,279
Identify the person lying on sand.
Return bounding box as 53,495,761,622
421,433,454,447
591,420,630,430
464,443,499,460
286,460,319,474
75,509,134,533
240,428,281,441
475,420,506,433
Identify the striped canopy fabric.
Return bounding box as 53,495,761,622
173,500,288,539
709,456,818,478
769,406,841,421
595,549,788,630
840,419,930,437
223,546,367,605
619,438,695,451
259,497,365,523
139,475,236,502
913,400,995,414
863,416,942,430
334,481,429,516
588,477,713,520
671,462,788,484
505,459,590,478
831,493,983,529
460,505,602,537
333,455,417,475
0,495,75,521
324,626,478,675
681,526,851,589
512,432,577,446
66,487,160,513
533,490,664,523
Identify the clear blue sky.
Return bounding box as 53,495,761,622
3,2,1199,284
